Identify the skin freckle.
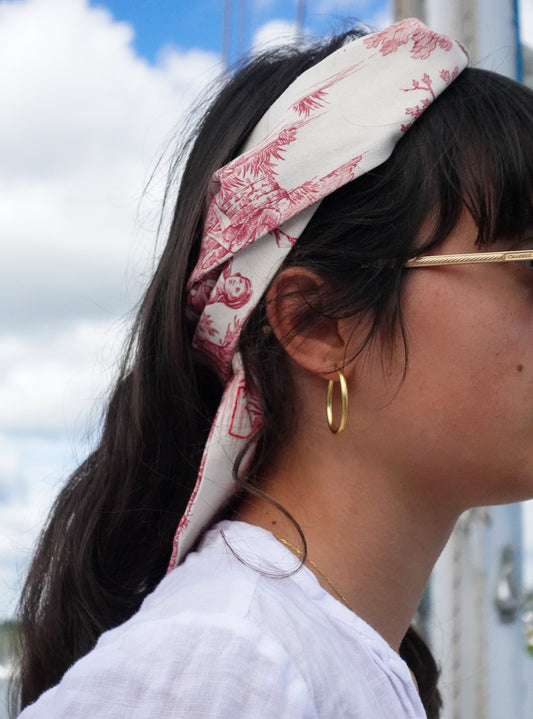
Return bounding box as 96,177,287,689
517,364,524,373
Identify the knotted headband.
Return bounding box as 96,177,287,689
168,17,468,569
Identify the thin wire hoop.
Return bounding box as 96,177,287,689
326,371,348,434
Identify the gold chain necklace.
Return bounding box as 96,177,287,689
277,536,421,694
274,536,354,613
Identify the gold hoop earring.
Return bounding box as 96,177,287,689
326,371,348,434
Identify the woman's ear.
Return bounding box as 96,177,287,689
265,267,355,380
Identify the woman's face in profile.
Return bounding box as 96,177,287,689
349,211,533,511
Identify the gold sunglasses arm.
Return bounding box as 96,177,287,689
405,250,533,268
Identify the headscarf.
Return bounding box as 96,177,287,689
168,17,468,569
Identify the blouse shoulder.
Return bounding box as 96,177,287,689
18,525,317,719
19,604,317,718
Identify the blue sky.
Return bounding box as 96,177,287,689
90,0,392,62
90,0,226,59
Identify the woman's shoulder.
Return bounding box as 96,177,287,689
140,519,276,619
19,521,320,718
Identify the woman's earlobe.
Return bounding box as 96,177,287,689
265,267,352,379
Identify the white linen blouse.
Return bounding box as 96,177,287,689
19,520,426,718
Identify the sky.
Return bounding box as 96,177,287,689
0,0,532,621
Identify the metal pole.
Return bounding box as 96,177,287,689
393,0,426,22
222,0,233,67
296,0,306,45
237,0,247,59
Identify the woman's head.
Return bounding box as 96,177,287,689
171,19,475,563
238,66,533,509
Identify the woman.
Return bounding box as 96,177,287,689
13,17,533,719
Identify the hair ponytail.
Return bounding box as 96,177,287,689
400,626,442,719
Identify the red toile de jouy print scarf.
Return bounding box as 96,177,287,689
168,18,468,569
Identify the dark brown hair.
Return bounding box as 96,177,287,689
12,26,533,719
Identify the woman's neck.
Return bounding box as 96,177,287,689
236,436,458,651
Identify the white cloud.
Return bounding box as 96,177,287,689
369,6,393,32
252,19,301,51
250,4,392,55
0,0,221,619
0,0,221,332
0,431,78,618
0,319,127,435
